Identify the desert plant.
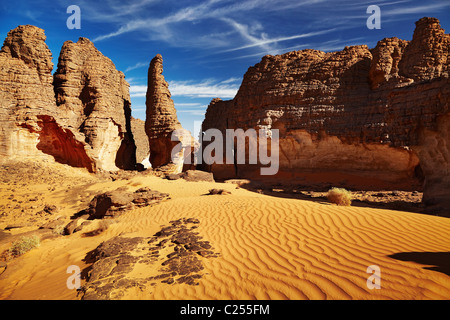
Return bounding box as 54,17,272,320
8,235,40,257
327,187,352,206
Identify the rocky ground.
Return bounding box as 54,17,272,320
81,218,219,300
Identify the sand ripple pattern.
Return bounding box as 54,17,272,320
124,190,450,300
2,177,449,300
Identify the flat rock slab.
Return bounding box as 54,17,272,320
81,187,170,220
80,218,219,300
207,189,231,195
166,170,215,182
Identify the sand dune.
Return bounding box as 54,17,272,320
0,163,449,300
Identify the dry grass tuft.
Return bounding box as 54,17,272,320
8,235,40,257
327,187,352,206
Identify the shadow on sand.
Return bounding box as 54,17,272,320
234,180,424,214
388,252,450,277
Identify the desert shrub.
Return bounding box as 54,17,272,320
8,235,40,257
52,223,66,236
327,187,352,206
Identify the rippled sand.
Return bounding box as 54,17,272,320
1,162,449,300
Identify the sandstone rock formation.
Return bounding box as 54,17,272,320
0,25,137,172
164,170,215,182
81,187,170,219
201,17,450,214
54,37,136,171
130,117,150,168
145,54,194,173
0,25,94,169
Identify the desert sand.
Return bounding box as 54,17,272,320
0,159,449,300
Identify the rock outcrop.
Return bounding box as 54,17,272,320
201,17,450,214
81,218,219,300
80,187,170,219
0,25,94,170
0,25,137,172
145,54,193,173
130,117,150,168
54,37,136,171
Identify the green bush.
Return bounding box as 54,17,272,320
327,187,352,206
8,235,40,257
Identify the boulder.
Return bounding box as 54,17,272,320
84,187,170,219
180,170,215,182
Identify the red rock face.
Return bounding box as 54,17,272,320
32,115,96,171
0,25,95,170
0,26,137,172
201,17,450,214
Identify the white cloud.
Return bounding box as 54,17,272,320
175,103,204,107
93,20,149,42
219,77,242,84
89,0,339,52
130,79,239,99
177,109,206,116
129,85,147,97
132,106,146,111
92,0,218,42
220,18,275,54
219,24,338,53
384,2,450,15
168,80,239,98
125,62,148,72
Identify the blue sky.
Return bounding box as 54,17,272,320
1,0,449,136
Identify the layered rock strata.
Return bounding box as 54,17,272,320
145,54,194,173
0,25,94,169
201,17,450,214
0,25,137,172
130,117,150,168
53,37,136,171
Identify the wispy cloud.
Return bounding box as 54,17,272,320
219,77,242,84
384,2,450,15
129,85,147,98
89,0,341,52
174,102,207,116
220,18,275,54
175,103,204,107
92,0,219,42
71,0,160,23
129,78,239,99
177,109,207,116
125,62,148,72
212,37,368,62
219,20,338,54
169,79,239,98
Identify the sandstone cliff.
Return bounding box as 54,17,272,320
201,17,450,214
54,37,136,171
0,25,96,171
0,25,137,172
145,54,193,173
131,117,150,167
